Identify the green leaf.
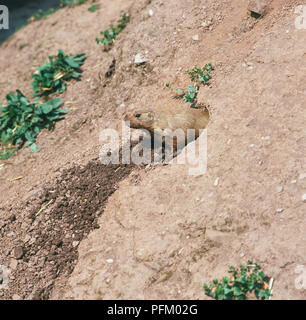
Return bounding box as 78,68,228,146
48,98,62,109
57,108,70,114
30,50,86,98
224,287,232,295
6,93,18,104
96,13,129,49
64,57,79,68
88,4,100,12
41,104,54,114
30,143,39,152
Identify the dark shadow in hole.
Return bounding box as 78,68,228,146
250,11,262,19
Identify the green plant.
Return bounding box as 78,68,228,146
88,4,100,12
19,42,29,51
182,83,199,103
0,90,69,159
166,63,214,104
186,63,214,85
28,8,60,23
203,261,271,300
96,13,129,50
171,83,199,103
31,49,86,99
27,1,93,24
60,0,90,6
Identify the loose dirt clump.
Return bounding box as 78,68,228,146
0,159,135,300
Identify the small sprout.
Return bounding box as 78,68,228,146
186,63,214,85
205,63,214,71
183,83,199,103
203,261,272,300
169,63,214,105
88,4,100,12
96,13,129,51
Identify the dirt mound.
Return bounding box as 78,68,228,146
0,160,134,299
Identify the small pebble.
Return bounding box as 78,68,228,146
276,186,283,193
192,34,199,41
106,259,114,264
72,241,79,248
148,9,154,16
298,173,306,180
134,53,149,65
276,208,283,213
214,177,219,186
261,136,270,140
25,293,34,300
14,246,24,260
302,194,306,202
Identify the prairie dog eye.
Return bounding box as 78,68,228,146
135,113,141,118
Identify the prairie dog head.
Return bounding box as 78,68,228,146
124,110,155,129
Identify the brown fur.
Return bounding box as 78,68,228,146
123,108,210,149
124,108,210,137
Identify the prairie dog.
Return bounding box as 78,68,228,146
124,108,210,139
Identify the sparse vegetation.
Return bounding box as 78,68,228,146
0,90,69,159
60,0,90,6
88,4,100,12
31,49,86,99
28,8,59,23
19,42,29,51
1,46,85,159
166,63,214,104
186,63,214,85
203,261,272,300
182,83,199,103
27,0,94,23
174,83,199,103
96,13,129,51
